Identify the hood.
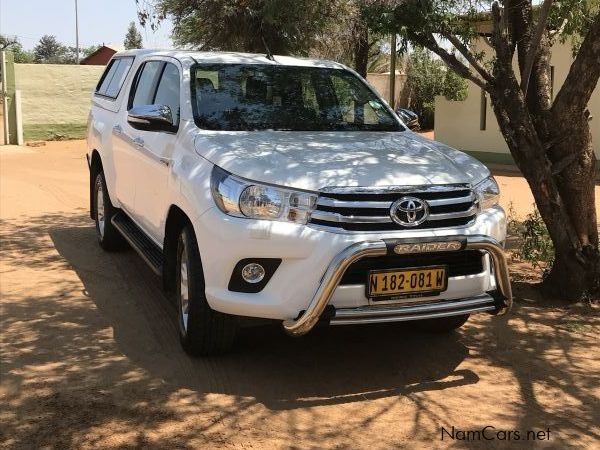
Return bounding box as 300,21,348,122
194,130,490,191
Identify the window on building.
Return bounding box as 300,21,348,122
480,89,487,131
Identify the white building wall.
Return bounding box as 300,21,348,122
435,39,600,164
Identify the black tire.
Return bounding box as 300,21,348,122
93,171,126,251
415,314,470,333
176,224,237,356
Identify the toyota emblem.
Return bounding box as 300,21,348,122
390,196,429,227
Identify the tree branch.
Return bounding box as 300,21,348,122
410,32,489,91
0,35,19,50
552,11,600,115
521,0,553,96
490,1,513,72
441,32,493,83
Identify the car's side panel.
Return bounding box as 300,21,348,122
86,57,139,210
126,57,184,242
152,58,217,248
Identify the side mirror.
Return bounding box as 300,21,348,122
127,104,176,132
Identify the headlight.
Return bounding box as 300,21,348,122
474,176,500,210
210,166,317,224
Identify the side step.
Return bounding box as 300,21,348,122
112,212,164,276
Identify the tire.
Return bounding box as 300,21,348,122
93,171,126,251
176,224,237,356
415,314,470,333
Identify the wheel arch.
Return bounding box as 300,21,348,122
163,204,196,292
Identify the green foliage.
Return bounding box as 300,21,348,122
548,0,600,53
124,22,143,50
406,47,467,128
33,35,66,64
16,35,99,64
364,1,483,46
515,208,555,275
81,45,102,58
1,34,19,50
363,0,596,67
0,35,34,63
14,49,35,63
140,0,337,55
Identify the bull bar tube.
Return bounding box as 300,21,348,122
282,235,512,336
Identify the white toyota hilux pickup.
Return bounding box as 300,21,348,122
87,49,512,355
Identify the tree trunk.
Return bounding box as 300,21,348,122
543,112,599,299
380,0,600,299
354,19,369,78
486,2,600,300
488,77,599,300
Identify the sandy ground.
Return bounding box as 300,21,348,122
1,140,599,449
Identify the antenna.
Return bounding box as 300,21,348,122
261,35,275,61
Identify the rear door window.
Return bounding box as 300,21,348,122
130,61,163,108
96,57,134,98
128,60,181,128
153,63,181,125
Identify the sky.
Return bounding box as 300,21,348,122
0,0,174,50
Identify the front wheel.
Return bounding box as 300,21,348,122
415,314,470,333
176,225,237,356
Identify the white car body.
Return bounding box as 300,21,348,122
87,50,511,345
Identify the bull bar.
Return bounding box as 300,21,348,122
282,235,512,336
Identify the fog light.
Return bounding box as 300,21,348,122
241,263,265,283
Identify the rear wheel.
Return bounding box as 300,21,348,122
176,224,237,356
415,314,470,333
93,171,125,251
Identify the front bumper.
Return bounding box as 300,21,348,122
194,205,508,331
283,235,512,336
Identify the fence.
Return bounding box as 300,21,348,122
15,63,104,140
1,51,103,143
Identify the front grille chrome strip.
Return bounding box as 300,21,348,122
310,184,478,231
428,205,479,221
427,193,476,206
311,210,393,223
316,193,476,209
311,205,479,224
317,198,393,209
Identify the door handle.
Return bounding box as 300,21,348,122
133,137,145,148
113,124,123,135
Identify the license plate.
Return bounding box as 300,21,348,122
367,266,448,299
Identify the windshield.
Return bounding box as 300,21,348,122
191,64,403,132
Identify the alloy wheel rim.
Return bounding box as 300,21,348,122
180,245,190,332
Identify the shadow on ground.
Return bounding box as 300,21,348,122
1,211,598,448
47,219,475,408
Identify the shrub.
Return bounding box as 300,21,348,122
406,47,467,129
515,207,555,275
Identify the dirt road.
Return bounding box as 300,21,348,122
1,141,599,449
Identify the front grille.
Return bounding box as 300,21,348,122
309,184,478,232
339,250,485,285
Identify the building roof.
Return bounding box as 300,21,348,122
80,44,126,65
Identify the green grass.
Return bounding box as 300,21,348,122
23,123,87,142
